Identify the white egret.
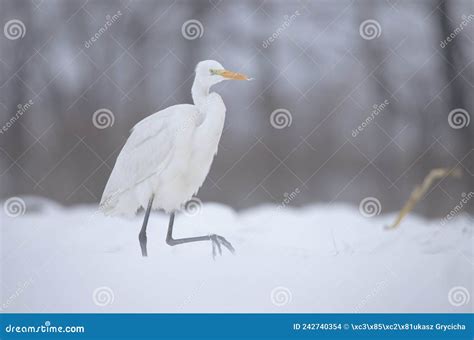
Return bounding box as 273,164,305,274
100,60,250,257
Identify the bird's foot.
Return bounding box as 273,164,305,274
209,234,235,259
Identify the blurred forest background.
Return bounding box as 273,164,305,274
0,0,472,217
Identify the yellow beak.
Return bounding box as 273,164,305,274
215,69,250,80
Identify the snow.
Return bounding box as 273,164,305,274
1,197,473,313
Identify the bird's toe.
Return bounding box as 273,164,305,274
217,235,235,254
210,234,235,256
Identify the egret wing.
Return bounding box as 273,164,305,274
100,104,196,216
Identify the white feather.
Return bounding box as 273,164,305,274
100,60,248,217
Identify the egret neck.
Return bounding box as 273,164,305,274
191,77,210,119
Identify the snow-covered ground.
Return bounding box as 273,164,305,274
1,197,473,313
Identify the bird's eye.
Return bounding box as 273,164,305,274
209,69,219,76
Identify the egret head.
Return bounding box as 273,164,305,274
194,60,250,88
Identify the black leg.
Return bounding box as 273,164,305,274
165,212,235,258
139,196,154,257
